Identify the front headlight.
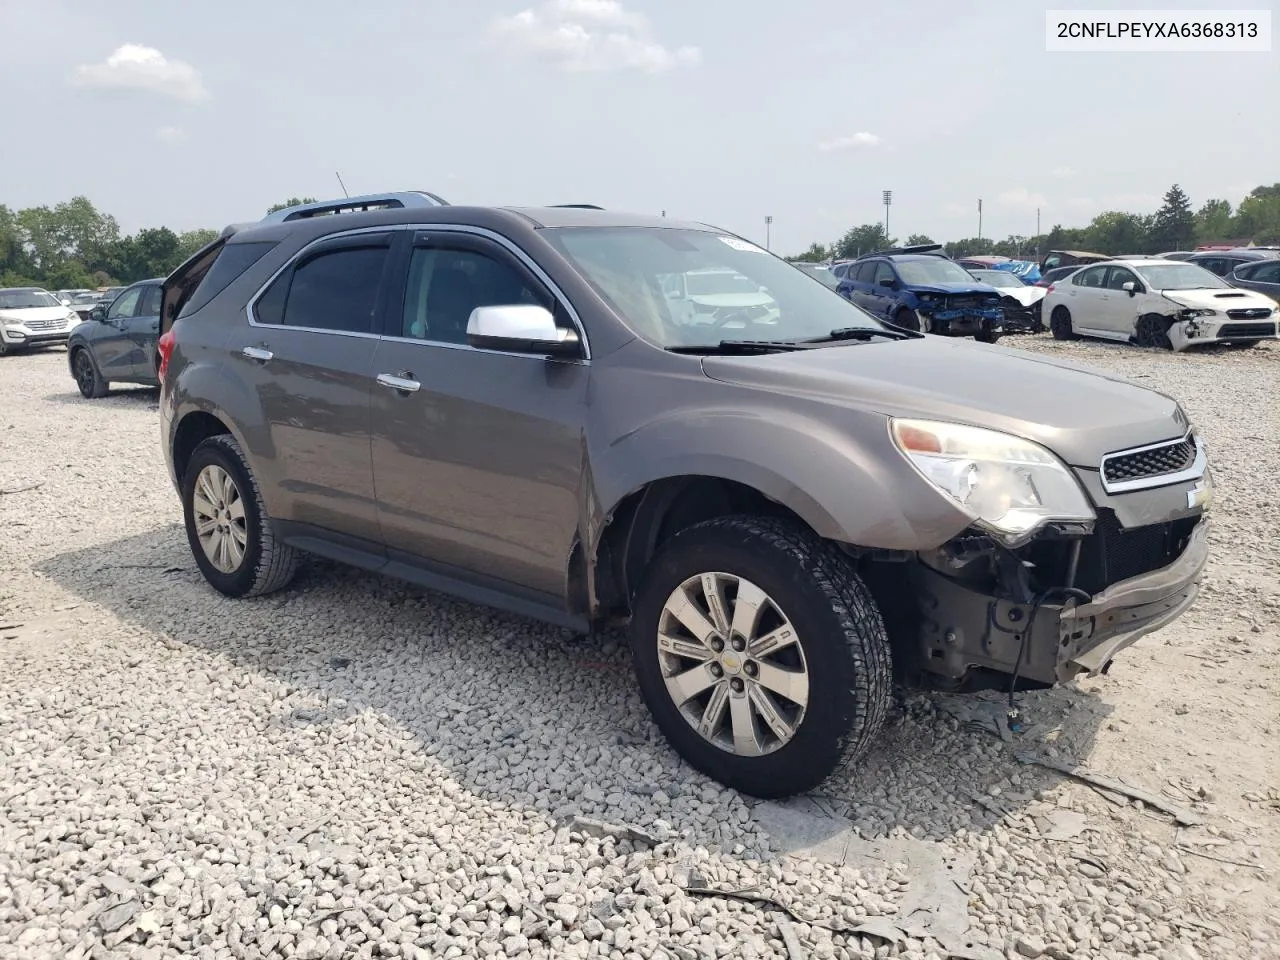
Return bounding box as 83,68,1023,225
1181,308,1216,318
918,293,934,303
890,418,1095,545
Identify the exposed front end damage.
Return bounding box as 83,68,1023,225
917,292,1004,336
1166,304,1279,350
994,294,1043,333
886,434,1212,691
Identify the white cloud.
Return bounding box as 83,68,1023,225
817,132,881,152
488,1,699,73
996,187,1048,209
156,125,186,143
1050,166,1076,178
70,44,210,103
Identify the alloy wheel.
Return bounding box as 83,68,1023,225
73,351,95,396
657,572,809,757
192,464,248,573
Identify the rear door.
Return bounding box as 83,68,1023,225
866,260,899,319
228,231,397,541
96,284,144,377
1235,260,1280,303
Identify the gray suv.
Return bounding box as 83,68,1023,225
159,193,1212,798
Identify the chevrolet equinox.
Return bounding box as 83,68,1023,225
158,193,1211,798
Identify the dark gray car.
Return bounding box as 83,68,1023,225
158,197,1212,798
66,278,165,397
1228,258,1280,305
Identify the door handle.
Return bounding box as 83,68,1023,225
376,373,421,394
242,346,273,362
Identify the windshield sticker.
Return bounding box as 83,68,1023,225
718,236,766,254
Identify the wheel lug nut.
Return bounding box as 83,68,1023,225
730,678,744,693
711,638,724,652
710,664,723,677
731,637,745,652
744,662,757,677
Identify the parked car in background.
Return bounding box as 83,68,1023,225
1043,259,1277,350
954,255,1011,271
1033,265,1086,288
65,277,165,397
1228,258,1280,304
1039,249,1112,272
966,269,1046,331
659,268,782,327
1156,251,1195,261
788,261,840,289
1186,248,1280,279
0,287,81,355
66,290,106,322
156,194,1213,798
837,246,1005,340
54,288,92,305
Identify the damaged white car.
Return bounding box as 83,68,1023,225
1044,259,1278,350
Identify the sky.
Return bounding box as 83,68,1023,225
1,0,1276,254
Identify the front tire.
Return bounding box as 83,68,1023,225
72,347,109,398
629,516,892,798
1050,306,1078,341
182,434,299,598
1134,314,1173,350
894,308,930,333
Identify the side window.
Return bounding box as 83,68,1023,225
1104,267,1136,291
180,240,277,317
853,261,876,283
872,261,896,286
400,245,553,344
107,287,142,319
138,285,163,317
255,242,390,334
1196,258,1223,276
1073,266,1106,288
1250,262,1280,283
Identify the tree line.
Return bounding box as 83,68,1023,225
0,196,321,291
792,183,1280,262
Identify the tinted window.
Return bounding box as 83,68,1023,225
401,246,551,344
872,262,896,285
182,241,278,317
138,285,163,316
1104,267,1137,291
108,287,143,319
853,261,877,283
1248,262,1280,284
1073,266,1107,288
257,244,389,333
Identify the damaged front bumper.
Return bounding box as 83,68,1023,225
911,517,1209,687
1168,312,1278,349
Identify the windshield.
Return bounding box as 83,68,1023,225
686,271,761,296
0,290,60,310
542,227,885,348
793,262,840,289
896,259,983,285
971,270,1022,288
1135,263,1231,291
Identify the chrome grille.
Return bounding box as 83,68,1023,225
1226,307,1272,320
1102,434,1197,488
24,317,67,331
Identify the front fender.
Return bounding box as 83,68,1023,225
590,410,972,553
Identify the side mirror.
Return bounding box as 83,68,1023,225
90,305,106,322
878,277,896,288
466,304,581,357
60,298,72,307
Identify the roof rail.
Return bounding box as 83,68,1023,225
548,204,605,210
261,191,450,223
856,243,947,260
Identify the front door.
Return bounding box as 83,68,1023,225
369,230,588,600
124,283,163,380
228,231,396,539
1062,264,1110,333
1099,265,1142,335
96,284,144,377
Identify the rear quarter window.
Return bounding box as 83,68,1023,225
179,241,279,317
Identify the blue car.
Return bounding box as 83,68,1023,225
837,246,1005,342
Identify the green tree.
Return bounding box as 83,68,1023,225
943,237,995,258
266,196,318,215
1192,199,1233,245
791,242,831,262
835,224,893,258
1148,184,1194,251
1234,184,1280,244
904,234,934,246
1080,211,1151,254
178,228,220,260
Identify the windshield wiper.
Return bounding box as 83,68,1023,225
803,326,912,343
666,339,811,355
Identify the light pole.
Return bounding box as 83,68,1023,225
882,190,893,242
977,198,983,242
765,215,773,250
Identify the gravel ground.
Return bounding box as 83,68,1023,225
1,336,1277,960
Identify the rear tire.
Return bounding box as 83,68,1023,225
1050,306,1078,341
183,434,299,598
72,347,109,398
1134,314,1173,350
629,516,892,798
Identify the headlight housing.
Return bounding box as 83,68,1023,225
1180,308,1216,318
890,418,1095,546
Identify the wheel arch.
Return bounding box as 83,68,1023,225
171,407,237,488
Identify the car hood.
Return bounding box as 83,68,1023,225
700,336,1185,468
0,306,72,324
1160,287,1275,311
908,282,998,295
688,292,775,308
998,286,1047,307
